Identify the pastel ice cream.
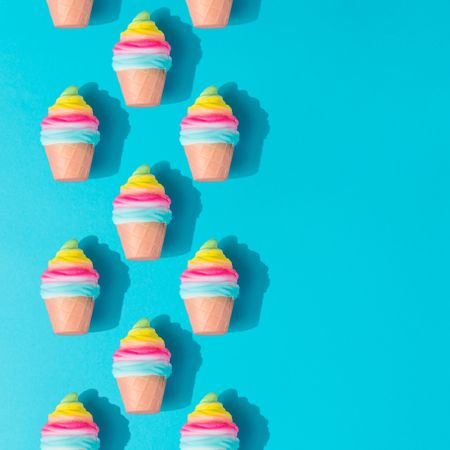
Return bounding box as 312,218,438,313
40,393,100,450
41,240,99,335
113,318,172,414
181,240,239,299
180,86,239,147
113,165,172,260
113,12,172,107
41,86,100,181
181,240,239,335
180,393,239,450
180,86,239,181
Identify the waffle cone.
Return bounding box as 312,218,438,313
116,375,166,414
44,143,94,182
116,69,166,107
184,296,234,335
46,0,93,28
184,143,233,181
116,222,166,260
186,0,232,28
44,297,94,335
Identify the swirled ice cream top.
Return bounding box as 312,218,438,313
41,393,100,450
48,240,93,268
188,239,233,268
180,87,239,146
41,240,100,300
113,318,172,378
112,165,172,225
41,87,100,146
120,11,165,40
113,12,172,72
180,240,239,300
180,393,239,450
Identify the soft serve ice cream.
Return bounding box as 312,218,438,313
180,240,239,335
113,12,172,107
40,86,99,181
180,86,239,181
40,393,100,450
180,393,239,449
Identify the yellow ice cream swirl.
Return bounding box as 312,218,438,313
188,393,233,423
48,393,93,423
48,86,93,114
120,165,165,194
188,86,233,115
120,11,165,40
48,240,93,268
120,318,165,348
188,240,233,269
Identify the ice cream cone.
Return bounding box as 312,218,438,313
117,375,166,414
45,143,94,182
116,222,166,260
45,296,94,335
186,0,232,28
184,143,233,181
184,296,234,335
46,0,93,28
116,69,166,107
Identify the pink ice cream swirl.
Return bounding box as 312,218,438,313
180,393,239,450
40,393,100,450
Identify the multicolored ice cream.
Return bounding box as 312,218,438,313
113,165,172,260
113,318,172,379
41,86,100,147
113,12,172,72
180,393,239,450
113,12,172,107
180,86,239,181
113,165,172,226
40,393,100,450
40,86,99,181
41,240,100,301
181,240,239,335
180,86,239,146
113,318,172,414
180,86,239,147
41,240,99,335
180,240,239,300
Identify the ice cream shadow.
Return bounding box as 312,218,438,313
80,236,130,332
220,83,270,178
90,0,123,25
152,8,202,104
80,83,130,178
220,236,270,332
220,390,270,450
229,0,263,25
152,161,202,257
80,389,130,450
152,315,202,411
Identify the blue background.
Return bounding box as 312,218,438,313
1,0,449,449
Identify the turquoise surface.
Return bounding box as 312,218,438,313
1,0,449,449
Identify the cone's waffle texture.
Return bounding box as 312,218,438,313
186,0,232,28
184,296,234,335
116,222,166,260
117,375,166,414
46,0,93,28
184,143,234,181
45,296,94,335
116,69,166,107
45,143,94,182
